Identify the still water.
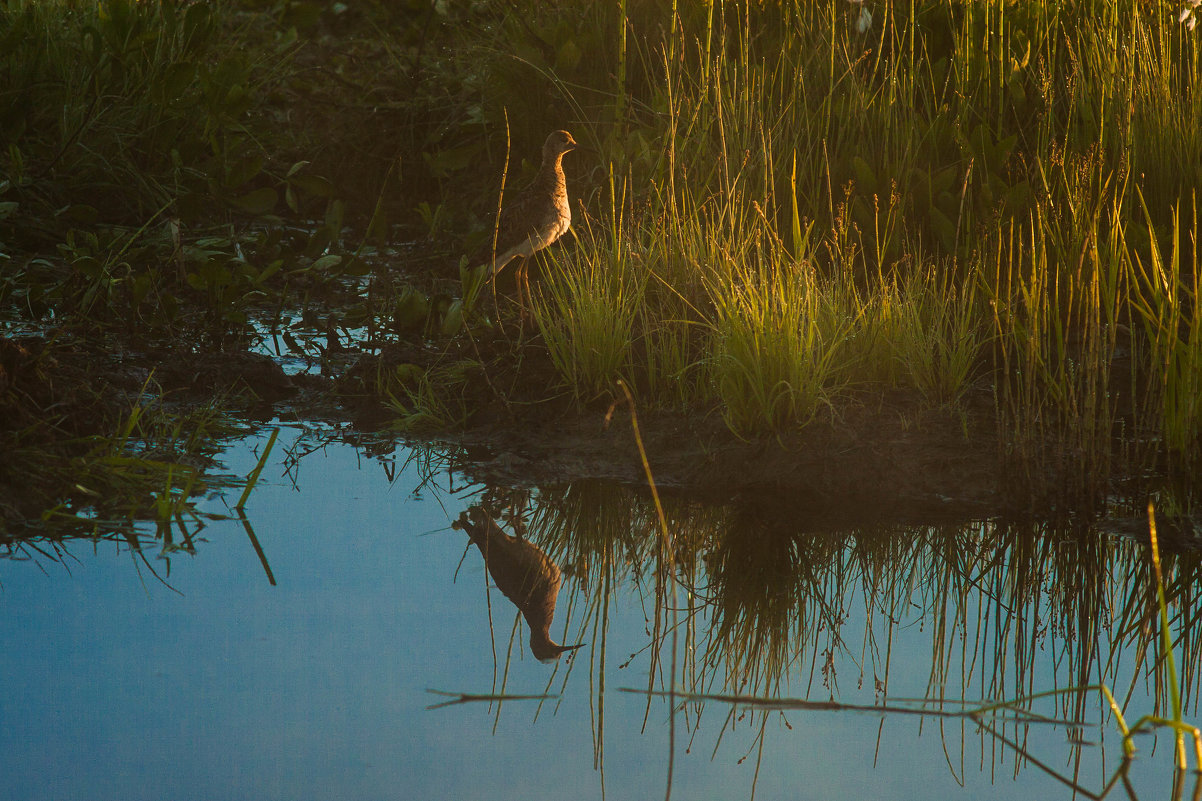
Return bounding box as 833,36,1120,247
1,425,1197,800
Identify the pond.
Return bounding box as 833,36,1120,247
1,424,1198,801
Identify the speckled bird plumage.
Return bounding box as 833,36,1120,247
482,130,577,275
453,506,583,662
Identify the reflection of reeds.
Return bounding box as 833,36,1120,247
3,388,247,542
526,479,657,770
2,415,278,586
703,510,826,696
487,477,1202,786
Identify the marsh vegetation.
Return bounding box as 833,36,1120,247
2,1,1202,797
3,0,1202,517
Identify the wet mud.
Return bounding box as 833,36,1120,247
339,335,1004,524
0,328,1143,532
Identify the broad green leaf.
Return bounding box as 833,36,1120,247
441,300,464,336
229,187,276,215
225,154,263,189
311,254,343,272
290,174,335,197
324,198,345,235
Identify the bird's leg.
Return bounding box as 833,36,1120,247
522,262,534,329
517,261,529,334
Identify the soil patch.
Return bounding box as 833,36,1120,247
0,329,1102,533
338,334,1004,524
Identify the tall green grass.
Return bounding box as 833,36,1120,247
1130,195,1202,455
891,262,988,405
7,0,1202,510
705,256,850,435
499,0,1202,507
0,0,371,342
531,201,645,402
0,0,265,223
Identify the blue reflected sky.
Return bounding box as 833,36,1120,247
0,427,1182,800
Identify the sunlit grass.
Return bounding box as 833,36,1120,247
381,360,476,432
890,263,989,406
705,257,850,436
531,220,645,402
6,0,1202,512
1131,195,1202,456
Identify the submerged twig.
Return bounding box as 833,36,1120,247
425,689,559,710
619,688,1078,725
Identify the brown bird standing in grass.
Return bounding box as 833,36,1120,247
453,505,584,662
479,130,578,318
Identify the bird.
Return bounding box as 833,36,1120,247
452,505,584,662
478,130,578,319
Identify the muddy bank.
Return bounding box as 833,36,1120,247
0,335,324,529
337,337,1005,523
438,402,1000,522
0,331,1108,532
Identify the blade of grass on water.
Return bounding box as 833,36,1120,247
236,427,278,510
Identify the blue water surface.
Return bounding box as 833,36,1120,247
0,427,1185,800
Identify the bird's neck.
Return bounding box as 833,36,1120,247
529,628,562,662
533,153,567,194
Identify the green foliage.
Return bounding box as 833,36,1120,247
890,264,988,407
500,0,1202,502
1130,195,1202,456
0,0,258,222
382,360,477,432
706,259,849,436
0,0,358,341
5,0,1202,512
531,220,644,402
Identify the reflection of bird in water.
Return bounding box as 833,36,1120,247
478,130,578,318
453,506,584,662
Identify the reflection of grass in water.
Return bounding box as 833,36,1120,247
404,419,1202,793
1,398,279,587
412,434,1202,787
504,479,1202,788
703,512,824,696
9,393,238,536
526,480,660,773
1136,503,1202,769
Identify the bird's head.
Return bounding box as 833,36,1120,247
544,130,578,159
531,637,586,663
